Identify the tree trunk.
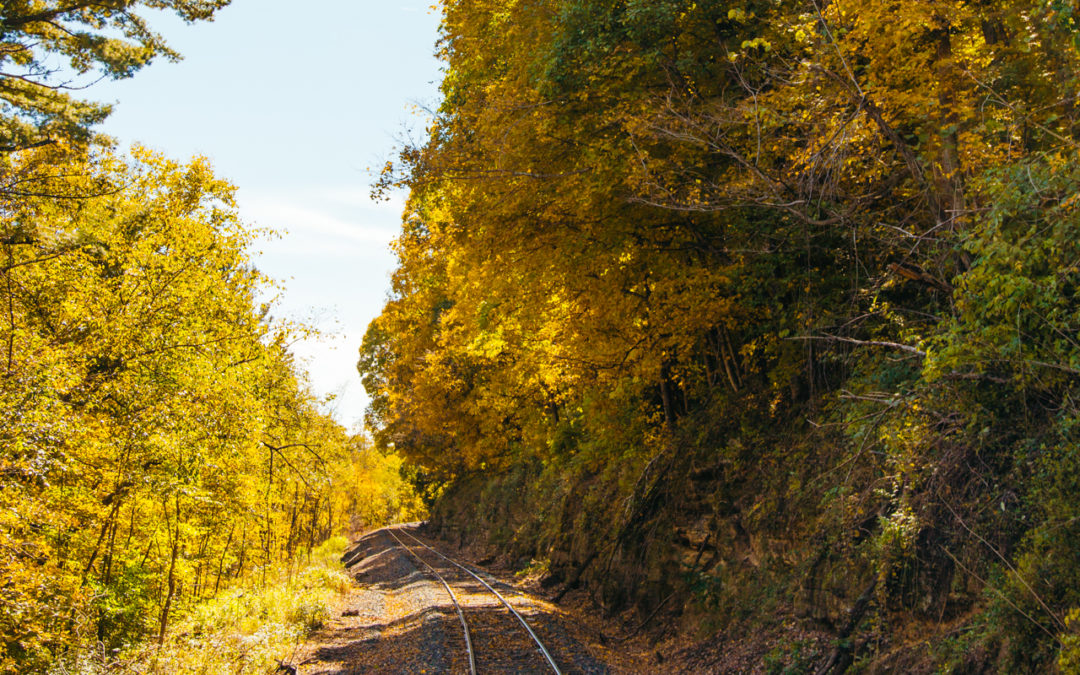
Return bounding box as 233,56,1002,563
158,495,182,646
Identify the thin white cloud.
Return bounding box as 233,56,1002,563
239,195,397,246
238,188,400,425
301,186,408,217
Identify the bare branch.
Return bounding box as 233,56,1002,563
785,333,926,356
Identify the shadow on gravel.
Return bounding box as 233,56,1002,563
351,551,425,589
340,530,385,567
304,605,577,675
313,527,610,674
343,530,426,591
302,608,467,675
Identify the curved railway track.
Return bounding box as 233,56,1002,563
385,527,477,674
387,525,563,675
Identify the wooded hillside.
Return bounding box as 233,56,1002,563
360,0,1080,669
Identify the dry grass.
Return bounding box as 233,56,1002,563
53,537,353,675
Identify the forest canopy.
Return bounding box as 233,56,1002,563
0,0,230,150
0,2,425,670
0,146,421,671
360,0,1080,669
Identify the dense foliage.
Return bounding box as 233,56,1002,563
361,0,1080,669
77,536,356,674
0,0,229,151
0,3,425,672
0,146,422,672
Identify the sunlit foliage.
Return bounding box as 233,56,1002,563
0,147,421,672
362,0,1080,667
0,0,230,150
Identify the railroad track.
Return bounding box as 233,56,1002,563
386,525,563,675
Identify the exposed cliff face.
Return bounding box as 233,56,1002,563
422,412,1036,674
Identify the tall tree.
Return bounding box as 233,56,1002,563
0,147,418,671
364,0,1080,668
0,0,229,151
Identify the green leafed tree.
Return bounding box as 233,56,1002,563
362,0,1080,669
0,0,229,151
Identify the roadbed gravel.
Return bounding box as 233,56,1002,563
294,525,612,674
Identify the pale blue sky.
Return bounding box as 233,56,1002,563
90,1,444,429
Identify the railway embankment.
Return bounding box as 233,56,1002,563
295,525,628,674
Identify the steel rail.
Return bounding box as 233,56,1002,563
395,526,563,675
386,527,477,675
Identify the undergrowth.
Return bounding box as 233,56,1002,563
53,536,352,675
